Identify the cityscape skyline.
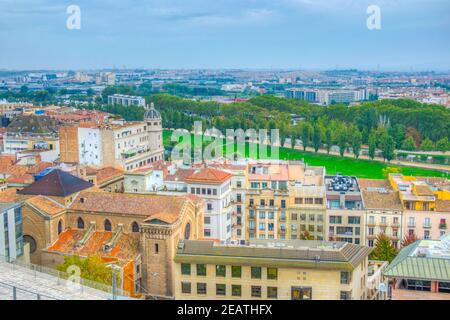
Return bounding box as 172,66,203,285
1,0,449,71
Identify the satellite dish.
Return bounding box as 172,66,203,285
378,283,387,293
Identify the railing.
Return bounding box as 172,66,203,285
0,280,59,300
0,255,130,298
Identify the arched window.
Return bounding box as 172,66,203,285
23,235,37,254
184,223,191,240
77,217,85,229
58,220,63,235
104,219,112,231
132,221,139,233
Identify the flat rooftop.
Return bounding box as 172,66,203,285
175,239,372,270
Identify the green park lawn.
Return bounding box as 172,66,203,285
163,130,449,179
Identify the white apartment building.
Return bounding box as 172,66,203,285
108,94,146,107
0,203,24,260
209,164,248,241
185,168,233,241
77,104,164,170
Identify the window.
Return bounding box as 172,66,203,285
267,268,278,280
340,291,351,300
280,200,286,209
259,223,265,231
438,282,450,294
77,217,84,229
295,198,303,204
348,216,360,224
57,220,63,235
232,285,241,297
291,213,298,221
184,223,191,240
231,266,242,278
424,218,431,227
204,217,211,224
207,203,212,211
204,229,211,237
251,286,261,298
291,287,312,300
314,198,323,205
409,217,415,226
340,271,350,284
267,287,278,299
329,216,342,224
104,219,112,231
181,263,191,275
216,284,226,296
154,244,159,254
181,282,191,294
197,283,207,295
216,265,226,277
406,279,431,291
251,267,262,279
132,221,139,233
269,199,274,207
197,264,206,276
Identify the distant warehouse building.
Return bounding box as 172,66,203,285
285,88,368,105
108,94,145,107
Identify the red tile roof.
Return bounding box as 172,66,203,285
185,168,232,184
69,191,191,224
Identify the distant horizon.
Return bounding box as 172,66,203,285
1,67,450,74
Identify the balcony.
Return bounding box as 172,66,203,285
391,223,400,228
367,234,376,239
367,222,376,227
379,223,388,227
423,224,432,229
407,223,416,228
439,223,447,230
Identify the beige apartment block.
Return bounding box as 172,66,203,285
174,239,372,300
325,175,365,245
362,190,403,248
245,161,326,241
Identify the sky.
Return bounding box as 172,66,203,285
0,0,449,71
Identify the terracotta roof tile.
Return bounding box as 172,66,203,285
362,190,403,210
435,200,450,212
358,178,390,190
95,167,124,184
26,195,66,216
70,191,190,223
185,168,232,184
0,188,18,202
165,168,196,182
